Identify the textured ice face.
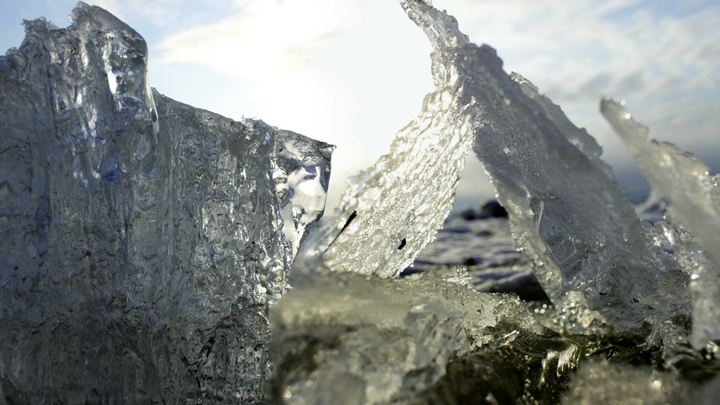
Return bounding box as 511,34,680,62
397,0,690,337
49,3,159,186
290,5,477,280
292,83,475,278
0,3,331,403
601,99,720,349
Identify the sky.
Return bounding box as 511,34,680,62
1,0,719,210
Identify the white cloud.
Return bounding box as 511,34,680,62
433,0,720,100
81,0,237,28
156,0,364,77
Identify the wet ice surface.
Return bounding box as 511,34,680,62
271,270,580,405
562,360,691,404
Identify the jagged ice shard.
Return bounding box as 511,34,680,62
397,1,691,337
0,3,331,403
601,100,720,349
294,0,690,338
292,30,477,279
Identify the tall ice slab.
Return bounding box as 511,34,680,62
0,3,331,403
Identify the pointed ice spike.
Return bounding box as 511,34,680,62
291,11,477,280
398,0,689,336
602,99,720,348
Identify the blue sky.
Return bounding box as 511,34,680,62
2,0,719,209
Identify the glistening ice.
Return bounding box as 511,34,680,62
1,1,720,404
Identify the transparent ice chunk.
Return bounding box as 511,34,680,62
397,0,690,336
0,3,331,403
270,270,579,404
49,3,160,185
601,99,720,349
292,9,477,280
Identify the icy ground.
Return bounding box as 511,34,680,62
405,197,665,302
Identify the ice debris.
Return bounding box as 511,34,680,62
2,0,720,403
562,360,690,405
0,3,331,403
274,1,717,403
270,270,579,405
